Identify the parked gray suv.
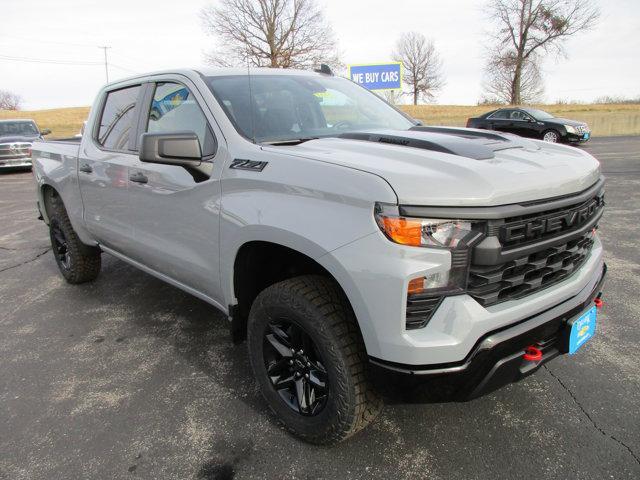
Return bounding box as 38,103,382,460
31,68,606,444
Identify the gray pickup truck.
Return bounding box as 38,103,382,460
0,119,50,170
32,67,606,444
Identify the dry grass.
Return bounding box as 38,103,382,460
400,103,640,137
2,103,639,138
0,107,90,139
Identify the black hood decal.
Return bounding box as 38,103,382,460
338,126,529,160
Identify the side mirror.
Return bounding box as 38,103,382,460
139,131,202,167
414,119,424,126
41,128,51,136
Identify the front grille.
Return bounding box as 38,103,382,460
498,194,603,249
0,142,31,159
575,125,589,134
468,232,594,307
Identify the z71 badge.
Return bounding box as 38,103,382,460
229,159,268,172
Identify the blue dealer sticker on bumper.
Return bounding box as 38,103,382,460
569,306,597,354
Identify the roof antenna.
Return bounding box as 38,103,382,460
315,64,334,76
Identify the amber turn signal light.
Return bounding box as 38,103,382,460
407,277,426,295
379,217,422,247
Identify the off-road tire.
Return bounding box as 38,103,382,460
47,192,101,284
247,275,383,445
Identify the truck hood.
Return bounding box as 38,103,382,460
267,127,600,206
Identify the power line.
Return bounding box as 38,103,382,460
0,53,140,79
0,33,100,48
0,34,159,74
110,63,140,74
0,54,102,66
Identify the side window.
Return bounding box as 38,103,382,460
488,110,510,120
148,82,217,158
97,85,141,150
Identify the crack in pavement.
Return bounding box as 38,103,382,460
0,248,51,274
544,365,640,466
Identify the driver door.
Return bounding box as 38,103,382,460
125,80,227,303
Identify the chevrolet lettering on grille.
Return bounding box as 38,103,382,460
501,197,602,243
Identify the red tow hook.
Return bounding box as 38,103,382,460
523,345,543,362
594,297,604,309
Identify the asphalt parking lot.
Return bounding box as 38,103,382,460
1,136,639,480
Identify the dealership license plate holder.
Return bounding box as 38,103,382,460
565,306,597,354
584,132,590,140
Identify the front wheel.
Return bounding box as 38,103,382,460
542,129,560,143
247,275,382,444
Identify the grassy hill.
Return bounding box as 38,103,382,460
0,107,90,139
2,103,639,139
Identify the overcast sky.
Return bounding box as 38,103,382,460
2,0,638,109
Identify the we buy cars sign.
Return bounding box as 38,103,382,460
348,63,402,91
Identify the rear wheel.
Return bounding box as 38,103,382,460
47,192,101,284
542,129,560,143
247,275,382,444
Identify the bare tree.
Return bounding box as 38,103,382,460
375,89,403,106
482,50,545,104
392,32,444,105
200,0,340,69
0,90,22,110
483,0,599,105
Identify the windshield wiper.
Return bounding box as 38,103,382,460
264,137,320,146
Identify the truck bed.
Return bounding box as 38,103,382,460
32,138,81,159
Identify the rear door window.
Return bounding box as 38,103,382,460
97,85,141,151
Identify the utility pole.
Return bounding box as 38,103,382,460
98,46,111,83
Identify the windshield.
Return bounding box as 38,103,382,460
205,74,414,143
524,108,554,120
0,121,39,137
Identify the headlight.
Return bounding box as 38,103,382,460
375,203,483,300
374,204,480,249
565,125,577,134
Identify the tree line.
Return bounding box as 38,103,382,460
200,0,599,106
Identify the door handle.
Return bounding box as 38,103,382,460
79,163,93,173
129,172,148,184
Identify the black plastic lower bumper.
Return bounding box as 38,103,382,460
370,263,607,400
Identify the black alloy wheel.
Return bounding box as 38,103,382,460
51,220,71,270
263,320,329,416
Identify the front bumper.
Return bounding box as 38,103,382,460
566,132,591,143
0,157,32,169
371,262,606,399
327,227,604,366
